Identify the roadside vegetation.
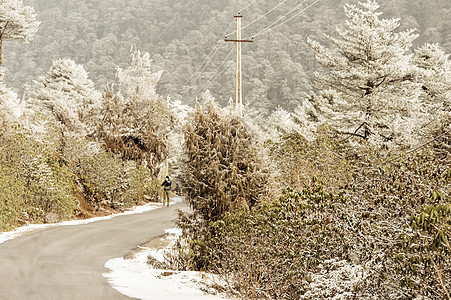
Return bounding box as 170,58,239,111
1,0,450,299
0,0,171,230
170,1,451,299
0,49,169,230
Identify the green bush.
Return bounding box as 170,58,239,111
24,154,76,219
63,137,158,210
0,120,76,228
177,185,351,299
396,191,451,298
0,166,29,231
182,99,269,223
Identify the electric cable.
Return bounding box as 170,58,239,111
253,0,318,38
190,43,252,105
240,0,258,12
174,19,235,96
226,0,291,37
185,46,236,105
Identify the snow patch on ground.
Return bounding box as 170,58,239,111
103,228,231,300
0,200,171,245
300,258,368,299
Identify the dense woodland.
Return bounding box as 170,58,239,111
1,0,450,299
5,0,451,116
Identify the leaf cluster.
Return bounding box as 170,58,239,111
184,185,351,299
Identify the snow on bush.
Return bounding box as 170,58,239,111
300,259,368,300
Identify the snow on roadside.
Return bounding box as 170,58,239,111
103,228,232,300
0,200,171,245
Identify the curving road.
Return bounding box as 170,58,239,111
0,200,188,300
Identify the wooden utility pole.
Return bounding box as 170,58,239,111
225,12,253,116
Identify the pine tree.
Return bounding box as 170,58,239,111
414,43,451,158
414,43,451,112
0,0,39,74
307,0,427,146
28,58,100,136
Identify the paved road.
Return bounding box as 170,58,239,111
0,200,188,300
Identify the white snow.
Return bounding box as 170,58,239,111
0,200,170,244
103,228,232,300
300,258,367,299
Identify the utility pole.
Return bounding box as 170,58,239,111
225,12,253,116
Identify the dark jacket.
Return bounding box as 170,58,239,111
162,178,172,191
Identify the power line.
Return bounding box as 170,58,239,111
188,43,252,106
253,0,319,38
240,0,258,12
174,19,235,96
178,42,227,99
185,46,236,105
226,0,291,37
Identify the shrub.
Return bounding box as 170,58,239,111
63,137,157,210
0,165,29,230
177,185,352,299
396,191,450,298
181,99,269,223
0,120,76,227
267,125,353,192
174,128,451,299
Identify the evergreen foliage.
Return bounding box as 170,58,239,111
0,119,76,229
414,43,451,112
306,0,426,146
0,0,39,71
181,98,269,223
177,129,450,298
185,185,351,299
96,48,171,176
28,58,100,136
63,137,158,209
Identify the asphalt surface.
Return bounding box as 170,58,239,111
0,200,189,300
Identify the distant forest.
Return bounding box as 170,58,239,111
6,0,451,115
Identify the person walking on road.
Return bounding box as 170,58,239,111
161,176,172,206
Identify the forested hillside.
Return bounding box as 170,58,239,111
5,0,451,115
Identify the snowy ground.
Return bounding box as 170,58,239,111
103,228,233,300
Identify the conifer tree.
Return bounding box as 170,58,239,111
0,0,39,74
307,0,426,146
413,43,451,158
414,43,451,112
28,58,100,136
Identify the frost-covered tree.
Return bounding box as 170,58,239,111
307,0,427,146
28,58,100,136
97,48,171,176
182,98,268,222
0,0,39,73
116,47,163,101
265,107,304,142
167,98,191,179
0,84,20,120
414,43,451,112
